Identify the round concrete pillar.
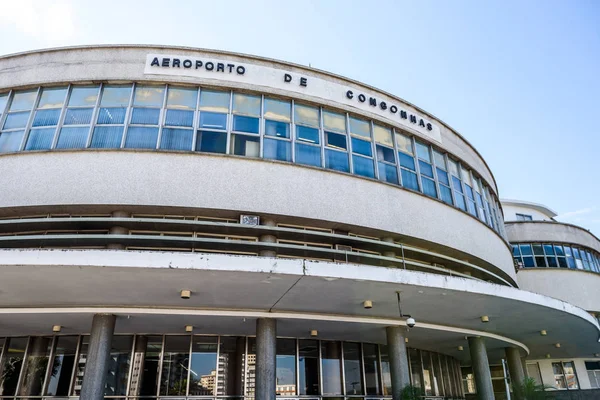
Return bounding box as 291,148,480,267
80,314,116,400
259,218,277,257
255,318,277,400
506,347,525,399
386,326,410,400
468,336,494,400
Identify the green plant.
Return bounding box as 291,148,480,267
514,377,552,400
401,384,424,400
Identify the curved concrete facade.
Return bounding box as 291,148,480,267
506,221,600,254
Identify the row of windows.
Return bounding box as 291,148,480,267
0,84,506,239
0,335,464,399
512,242,600,273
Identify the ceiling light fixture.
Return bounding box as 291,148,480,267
185,325,193,332
540,330,547,336
363,300,373,309
555,343,561,348
180,290,191,299
458,346,464,351
52,325,61,333
481,316,489,323
310,330,318,337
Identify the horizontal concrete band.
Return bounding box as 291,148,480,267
0,45,498,194
0,150,515,280
506,221,600,254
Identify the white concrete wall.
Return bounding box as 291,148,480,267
0,150,516,281
0,45,499,196
517,269,600,312
503,204,553,222
530,358,592,390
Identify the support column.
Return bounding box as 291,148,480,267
381,237,397,266
521,357,528,378
386,326,410,400
505,347,525,399
255,318,276,400
468,337,494,400
80,314,116,400
259,218,277,257
108,211,130,250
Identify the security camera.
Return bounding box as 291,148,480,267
406,317,416,328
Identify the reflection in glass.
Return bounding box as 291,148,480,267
321,341,342,395
380,345,392,396
167,87,197,109
9,90,37,111
196,131,227,154
68,86,100,107
199,90,230,113
63,108,93,125
160,335,190,396
264,138,291,162
325,149,349,173
0,337,28,396
421,350,434,396
231,134,259,157
245,338,256,398
105,336,133,396
38,87,67,109
72,336,89,396
19,337,52,397
3,111,30,130
46,336,78,396
133,86,165,107
0,130,24,152
363,343,380,395
299,339,319,395
408,348,423,389
189,336,218,395
276,339,296,395
343,342,363,395
264,98,291,121
349,117,370,138
296,143,321,167
265,120,290,138
296,125,319,144
323,111,346,133
100,86,132,107
32,108,61,127
217,337,245,396
233,93,260,116
131,336,162,397
295,104,319,127
353,155,375,178
374,125,393,147
396,133,413,154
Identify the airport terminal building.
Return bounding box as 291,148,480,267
0,45,597,400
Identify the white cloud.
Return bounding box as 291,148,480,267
0,0,75,43
556,207,594,219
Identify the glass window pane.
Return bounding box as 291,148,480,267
133,86,165,107
233,115,259,133
296,125,319,144
374,124,393,146
554,245,565,256
130,108,160,125
349,117,371,138
295,143,321,167
352,137,372,156
460,166,471,183
558,257,568,268
422,351,434,396
197,131,227,154
437,168,450,186
326,131,347,150
97,107,126,124
396,133,413,154
19,337,53,397
353,155,375,178
433,150,446,169
56,127,89,149
547,256,558,268
523,256,535,268
440,185,453,205
408,348,423,389
167,86,197,109
200,90,230,113
535,256,546,267
47,336,78,396
265,120,290,138
105,336,133,396
321,341,342,395
376,145,395,163
216,337,245,396
91,126,124,148
299,339,319,395
448,158,459,176
125,127,158,149
422,177,438,198
295,103,319,127
72,336,88,396
130,336,162,397
380,345,393,395
520,244,533,256
452,176,463,193
415,142,431,161
3,111,30,129
363,344,380,395
100,85,132,107
276,339,296,395
323,111,346,133
0,337,28,396
38,87,67,109
160,128,193,151
533,244,544,256
401,169,419,191
159,335,191,396
188,336,218,395
69,86,99,107
264,138,291,161
25,128,55,150
63,108,93,125
165,109,194,127
199,112,227,130
325,149,349,172
231,134,260,157
0,130,24,152
10,90,37,111
233,93,260,116
343,342,363,395
399,152,416,170
264,98,291,121
419,160,434,178
0,94,9,113
544,244,555,255
378,162,399,184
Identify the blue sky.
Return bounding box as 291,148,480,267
0,0,598,235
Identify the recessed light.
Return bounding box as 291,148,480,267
405,337,409,343
185,325,193,332
546,354,551,359
363,300,373,309
481,316,489,323
180,290,191,299
52,325,61,333
540,330,547,336
555,343,561,348
458,346,464,351
310,330,318,337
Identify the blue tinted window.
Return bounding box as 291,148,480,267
25,128,55,150
567,257,576,269
32,109,61,127
125,127,158,149
401,169,419,191
418,160,434,178
543,244,555,255
199,112,227,130
56,127,89,149
295,143,321,167
196,131,226,153
422,177,437,198
90,126,124,148
452,176,463,193
376,145,395,163
523,257,535,268
454,194,466,211
0,131,24,152
326,132,347,150
558,257,568,268
265,120,290,138
415,142,430,161
378,162,398,184
547,257,558,268
465,185,475,200
160,128,193,151
165,109,194,127
440,186,453,205
475,193,484,208
97,108,126,124
131,108,160,125
325,149,349,172
467,201,477,217
564,246,573,257
352,155,375,178
399,153,416,170
554,245,565,256
512,245,520,257
264,138,292,161
231,134,260,156
351,137,372,157
296,125,319,144
233,115,259,133
437,168,449,186
63,108,93,125
3,111,30,130
520,244,533,256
